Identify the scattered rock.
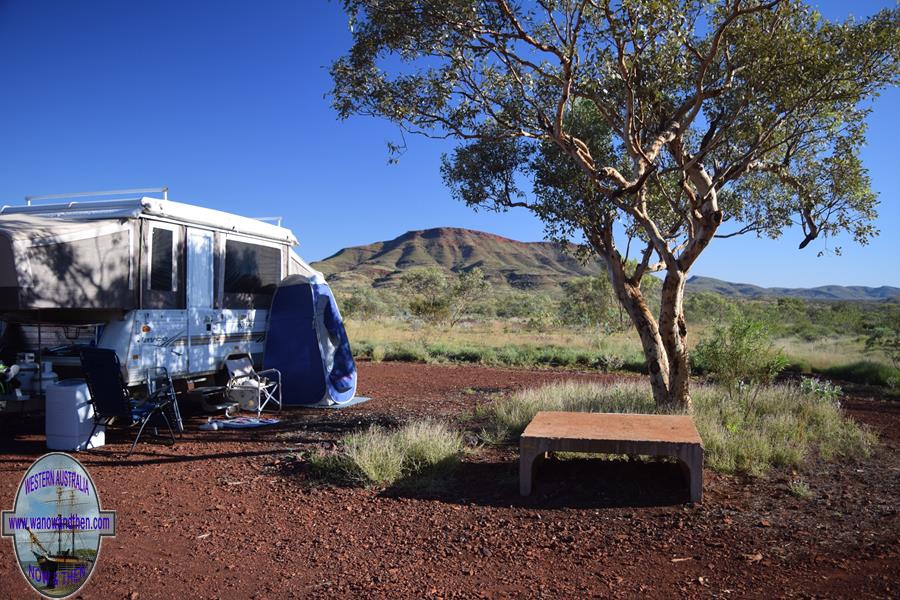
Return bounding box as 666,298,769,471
743,553,764,563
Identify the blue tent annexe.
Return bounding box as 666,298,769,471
263,274,357,405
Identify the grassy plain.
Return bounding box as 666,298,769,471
346,317,891,376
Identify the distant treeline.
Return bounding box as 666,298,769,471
334,270,899,341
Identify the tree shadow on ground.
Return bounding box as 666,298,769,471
383,456,693,509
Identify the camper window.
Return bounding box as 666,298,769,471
223,240,281,307
150,228,174,291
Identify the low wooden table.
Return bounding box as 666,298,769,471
519,411,704,502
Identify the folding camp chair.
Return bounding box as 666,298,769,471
224,355,282,417
79,347,177,456
146,366,184,434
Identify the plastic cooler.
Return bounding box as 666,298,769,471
45,379,105,451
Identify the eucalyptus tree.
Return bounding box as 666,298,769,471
331,0,898,408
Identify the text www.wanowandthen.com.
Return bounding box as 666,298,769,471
7,514,111,532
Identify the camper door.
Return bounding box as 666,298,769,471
186,228,216,374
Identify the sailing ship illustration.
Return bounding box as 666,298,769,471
23,485,94,591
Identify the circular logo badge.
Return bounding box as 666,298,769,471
2,453,116,598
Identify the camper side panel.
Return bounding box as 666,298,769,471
0,219,137,310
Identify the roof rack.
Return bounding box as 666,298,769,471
252,216,284,227
24,187,168,206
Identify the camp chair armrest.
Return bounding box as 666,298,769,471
147,394,174,408
255,368,281,384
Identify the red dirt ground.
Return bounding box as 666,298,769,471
1,362,898,599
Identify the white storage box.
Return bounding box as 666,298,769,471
45,379,105,451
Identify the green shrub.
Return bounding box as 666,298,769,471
622,357,649,374
864,325,900,368
371,344,386,362
596,352,625,372
401,267,452,324
308,452,361,484
822,360,900,389
383,342,429,363
684,291,739,324
691,383,874,475
310,420,463,487
693,317,788,401
352,341,374,360
338,287,386,320
345,426,407,484
495,291,556,320
427,343,493,364
558,276,617,328
395,421,464,474
524,311,558,332
799,377,842,403
480,381,875,476
531,346,596,368
788,478,813,499
493,345,532,366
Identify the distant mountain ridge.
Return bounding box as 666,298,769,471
312,227,899,300
686,276,900,301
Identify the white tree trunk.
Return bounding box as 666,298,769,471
604,254,678,407
659,271,692,409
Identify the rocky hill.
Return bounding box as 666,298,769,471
312,227,604,291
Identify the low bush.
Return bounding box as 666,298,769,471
493,345,533,366
864,325,899,369
787,478,813,499
396,421,464,474
307,452,360,484
692,317,788,395
821,360,900,389
309,420,463,487
798,377,842,402
337,287,390,321
371,344,387,362
426,343,495,364
352,341,374,360
596,352,625,372
621,357,649,374
383,342,429,363
480,380,875,476
690,382,874,475
533,346,579,367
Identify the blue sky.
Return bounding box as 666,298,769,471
0,0,896,287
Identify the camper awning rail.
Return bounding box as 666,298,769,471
24,187,169,205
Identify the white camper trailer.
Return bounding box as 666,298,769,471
0,189,321,405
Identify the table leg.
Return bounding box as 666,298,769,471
520,441,544,496
676,445,704,503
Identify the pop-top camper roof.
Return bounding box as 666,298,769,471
0,192,314,313
0,196,298,245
